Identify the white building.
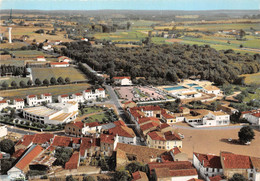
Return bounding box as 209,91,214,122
23,102,78,125
26,94,52,107
202,85,220,95
83,88,105,101
0,125,8,138
0,100,9,111
193,152,223,180
72,93,84,103
58,95,70,103
113,76,132,86
202,111,230,127
241,110,260,126
58,56,71,63
36,56,46,61
13,98,25,109
50,62,69,67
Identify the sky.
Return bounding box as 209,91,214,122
0,0,259,11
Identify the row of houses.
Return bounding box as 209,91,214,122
193,151,260,181
0,88,106,110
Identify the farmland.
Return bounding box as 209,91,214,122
0,83,90,99
241,72,260,86
30,67,87,82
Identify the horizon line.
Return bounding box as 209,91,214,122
1,9,259,11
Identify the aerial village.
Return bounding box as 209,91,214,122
0,5,260,181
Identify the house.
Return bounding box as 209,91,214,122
193,152,223,180
50,62,69,68
82,122,102,135
42,44,53,51
100,134,119,156
132,171,149,181
26,95,38,106
251,157,260,181
51,136,73,148
146,131,182,150
8,145,44,180
13,98,25,109
170,147,188,161
58,94,70,103
0,100,8,111
58,56,71,63
202,85,220,95
116,143,166,168
220,152,254,180
0,125,7,138
80,137,100,159
113,76,132,86
65,152,80,170
217,104,238,115
202,111,230,127
65,122,85,137
36,56,46,61
108,125,137,145
23,102,78,125
241,110,260,126
140,122,160,136
26,94,52,106
82,88,106,101
72,93,84,103
148,161,198,181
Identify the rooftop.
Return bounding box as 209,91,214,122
65,152,79,170
109,125,136,138
23,106,59,117
220,152,253,169
194,152,222,169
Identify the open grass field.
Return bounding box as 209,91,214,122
0,42,28,49
31,67,87,82
9,50,49,58
241,72,260,86
0,83,90,99
87,113,107,122
0,77,30,88
0,59,25,66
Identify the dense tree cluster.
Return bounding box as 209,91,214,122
62,42,260,85
0,65,29,77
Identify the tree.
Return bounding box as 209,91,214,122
35,78,42,86
83,175,95,181
0,159,14,174
19,80,26,88
50,77,57,85
238,126,255,144
11,81,17,88
125,162,144,174
113,170,131,181
27,79,33,86
239,29,246,39
228,173,246,181
43,79,49,86
57,77,64,84
65,77,71,84
54,147,73,166
2,81,8,89
66,175,76,181
126,22,131,30
0,139,15,154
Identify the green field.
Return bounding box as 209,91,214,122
88,113,107,122
31,67,87,82
241,72,260,86
9,50,53,58
0,83,90,99
0,77,30,88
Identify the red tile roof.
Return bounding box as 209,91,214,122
85,89,91,92
84,122,100,128
51,136,72,147
37,56,45,58
159,123,170,129
50,62,69,65
65,152,79,170
171,147,181,155
15,145,44,171
252,113,260,118
16,135,35,147
12,149,25,159
43,93,51,97
161,154,174,162
220,152,253,169
148,131,165,141
61,94,69,98
162,113,175,119
209,175,223,181
15,98,24,102
132,171,148,181
0,100,7,104
74,93,82,96
98,88,104,91
194,152,222,168
114,120,126,127
109,125,136,138
33,133,54,144
148,161,194,172
138,117,161,125
169,168,197,177
100,134,115,144
164,131,181,141
71,121,84,129
79,137,100,157
28,95,36,98
113,76,131,80
140,122,160,132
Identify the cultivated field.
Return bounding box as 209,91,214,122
241,72,260,86
31,67,87,82
175,125,260,159
0,83,90,99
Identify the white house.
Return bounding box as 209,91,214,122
0,125,8,138
26,94,52,107
58,95,70,103
58,56,71,63
50,62,69,68
26,95,38,107
241,111,260,126
82,88,105,101
193,152,223,180
108,125,137,145
72,93,84,103
36,56,46,61
13,98,25,109
0,100,9,111
202,111,230,127
42,44,53,51
113,76,132,86
202,85,220,95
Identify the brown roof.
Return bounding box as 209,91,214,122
100,134,115,144
204,85,220,91
12,149,25,159
114,120,127,127
194,152,222,168
15,98,24,102
15,145,44,171
109,125,136,138
138,117,161,125
79,138,100,157
132,171,148,181
140,122,160,132
69,121,84,129
148,161,194,173
209,175,223,181
51,136,72,147
116,143,166,164
251,157,260,171
65,152,79,170
113,76,131,80
220,152,253,169
148,131,165,141
16,135,35,147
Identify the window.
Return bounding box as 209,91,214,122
250,173,253,178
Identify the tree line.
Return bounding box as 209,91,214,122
61,42,260,85
0,65,29,77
